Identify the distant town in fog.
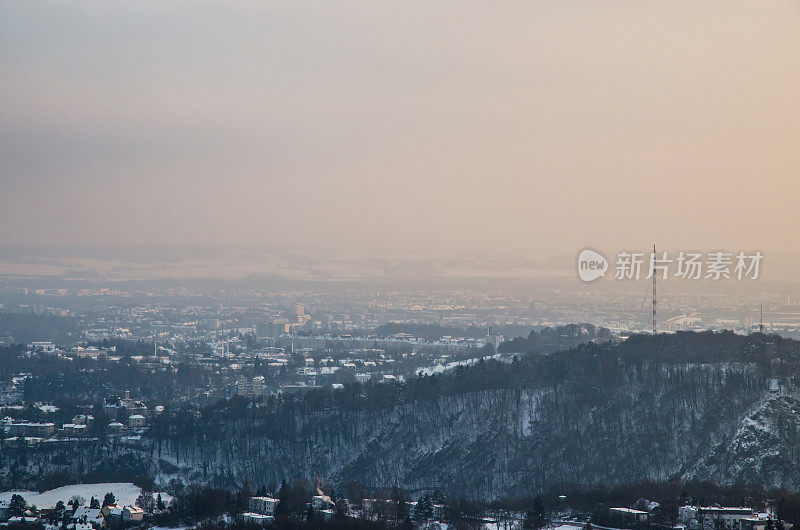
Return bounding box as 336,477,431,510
2,244,800,349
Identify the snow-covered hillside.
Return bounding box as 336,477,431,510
1,352,792,499
0,483,141,508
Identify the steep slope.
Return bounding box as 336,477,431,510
147,361,765,498
686,389,800,488
5,331,798,499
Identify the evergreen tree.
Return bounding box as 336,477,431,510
103,492,115,507
335,499,347,520
431,490,446,506
48,501,65,526
398,499,409,520
275,480,289,518
9,494,27,517
523,497,547,529
415,494,433,520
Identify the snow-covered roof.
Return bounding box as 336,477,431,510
72,506,104,524
610,507,649,515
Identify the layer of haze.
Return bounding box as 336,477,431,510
2,1,800,260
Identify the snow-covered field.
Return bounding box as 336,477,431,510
0,483,144,509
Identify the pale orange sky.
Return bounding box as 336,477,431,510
2,1,800,260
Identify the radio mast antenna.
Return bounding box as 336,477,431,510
652,244,657,335
760,304,764,334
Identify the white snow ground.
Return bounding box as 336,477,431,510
0,483,172,509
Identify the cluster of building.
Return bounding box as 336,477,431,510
600,502,787,530
23,342,174,369
239,491,450,526
678,505,785,530
71,504,145,528
241,495,279,524
240,491,337,524
0,376,25,405
0,499,144,528
233,348,413,398
1,389,159,446
0,414,141,446
103,390,149,425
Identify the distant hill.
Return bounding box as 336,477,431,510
497,323,614,354
0,313,77,344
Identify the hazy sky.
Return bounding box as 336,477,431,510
2,1,800,258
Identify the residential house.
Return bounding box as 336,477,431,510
8,516,41,525
71,507,105,528
101,505,123,520
7,422,55,437
609,507,649,525
122,506,143,521
72,414,95,426
249,496,279,516
62,424,88,436
697,507,755,530
312,492,335,511
680,506,700,524
242,513,274,525
741,518,771,530
127,414,146,428
107,422,124,433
